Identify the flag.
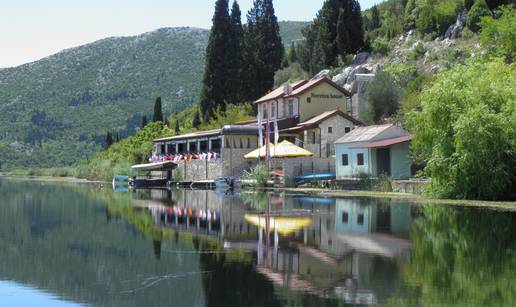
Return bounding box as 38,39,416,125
258,107,263,147
265,117,270,161
274,120,279,145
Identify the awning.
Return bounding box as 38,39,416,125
131,161,178,172
352,135,412,149
244,214,312,235
244,140,313,159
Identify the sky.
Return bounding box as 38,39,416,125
0,0,378,68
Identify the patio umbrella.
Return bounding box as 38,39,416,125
244,140,313,159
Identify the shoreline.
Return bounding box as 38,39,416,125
0,174,106,185
2,174,515,210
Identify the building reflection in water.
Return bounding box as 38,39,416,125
137,188,419,305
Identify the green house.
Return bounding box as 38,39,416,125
334,124,412,179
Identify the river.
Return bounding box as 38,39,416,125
0,178,514,306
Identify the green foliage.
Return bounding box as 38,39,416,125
467,0,492,32
76,121,172,181
479,5,516,62
400,74,432,116
152,97,163,122
192,109,201,129
383,63,418,87
273,63,309,88
298,0,364,74
242,163,268,187
0,28,209,170
242,0,285,102
198,102,254,131
415,0,462,35
278,21,311,45
371,36,394,55
398,205,516,305
408,59,516,199
199,0,232,121
363,70,402,123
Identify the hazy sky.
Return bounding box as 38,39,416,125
1,0,378,68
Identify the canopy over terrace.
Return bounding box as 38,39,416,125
131,161,178,172
244,140,313,159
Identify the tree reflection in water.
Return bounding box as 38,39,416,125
393,205,516,306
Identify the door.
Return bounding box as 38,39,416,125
376,148,391,176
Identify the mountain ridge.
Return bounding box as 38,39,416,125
0,22,308,169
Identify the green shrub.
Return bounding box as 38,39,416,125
371,36,394,55
467,0,492,32
479,5,516,62
273,63,309,88
408,59,515,200
242,163,268,187
363,70,402,123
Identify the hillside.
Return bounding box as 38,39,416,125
278,21,310,44
0,22,308,170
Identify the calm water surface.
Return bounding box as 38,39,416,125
0,178,515,306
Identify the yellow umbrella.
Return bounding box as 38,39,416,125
244,214,312,235
244,140,313,159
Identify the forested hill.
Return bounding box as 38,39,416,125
0,22,307,170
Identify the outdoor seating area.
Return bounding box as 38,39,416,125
148,152,220,163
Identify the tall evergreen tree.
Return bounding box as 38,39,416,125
289,42,298,63
141,115,148,128
105,132,113,149
153,97,163,122
192,110,201,129
227,1,244,104
371,5,381,29
199,0,232,120
174,120,180,135
242,0,284,101
298,0,364,73
336,8,350,57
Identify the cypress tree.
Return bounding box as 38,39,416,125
298,0,365,72
153,97,163,122
192,110,201,129
227,1,244,104
199,0,232,120
336,8,350,57
242,0,284,101
174,120,180,135
289,42,298,63
371,5,381,29
141,115,147,128
346,0,364,54
105,132,113,149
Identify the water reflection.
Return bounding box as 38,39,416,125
140,189,419,305
0,178,514,306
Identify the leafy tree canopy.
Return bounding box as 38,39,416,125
408,59,515,200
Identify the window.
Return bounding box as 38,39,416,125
357,213,364,225
307,97,311,103
271,103,276,119
357,153,364,166
327,126,333,134
288,101,294,116
341,154,349,166
345,127,351,133
263,106,268,119
239,139,243,149
247,138,251,148
342,212,349,224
